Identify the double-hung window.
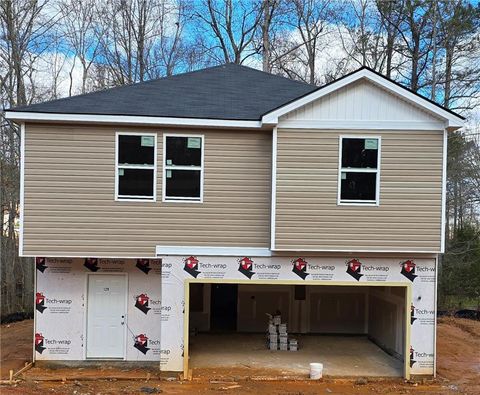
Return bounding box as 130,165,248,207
338,136,381,205
116,133,157,201
163,135,204,202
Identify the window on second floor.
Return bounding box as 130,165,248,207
163,135,204,202
338,136,380,205
116,133,157,201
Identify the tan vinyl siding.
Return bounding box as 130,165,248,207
23,124,271,256
275,129,443,252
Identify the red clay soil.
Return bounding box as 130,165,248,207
0,319,32,378
436,317,480,395
0,317,478,394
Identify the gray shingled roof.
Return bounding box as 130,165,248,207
9,64,317,121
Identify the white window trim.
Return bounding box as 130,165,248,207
115,131,157,202
162,133,204,203
337,135,381,206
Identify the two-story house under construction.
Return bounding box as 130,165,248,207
5,64,464,378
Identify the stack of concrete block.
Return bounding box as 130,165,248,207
267,323,278,350
279,323,288,350
266,315,298,351
289,338,298,351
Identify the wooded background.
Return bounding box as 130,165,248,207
1,0,479,320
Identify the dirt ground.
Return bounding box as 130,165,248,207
0,317,479,394
0,319,32,378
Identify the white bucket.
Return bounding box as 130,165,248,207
310,363,323,380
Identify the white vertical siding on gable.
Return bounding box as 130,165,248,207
280,80,441,123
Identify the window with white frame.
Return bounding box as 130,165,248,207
163,135,203,202
339,136,380,205
116,133,156,201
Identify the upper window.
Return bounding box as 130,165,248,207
116,133,156,201
338,136,380,205
163,135,204,202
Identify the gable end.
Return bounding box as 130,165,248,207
263,68,464,131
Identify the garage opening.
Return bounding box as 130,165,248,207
187,282,408,378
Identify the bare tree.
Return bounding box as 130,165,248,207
381,0,435,92
260,0,283,72
271,0,333,84
194,0,264,64
436,0,480,111
45,28,69,100
56,0,101,95
338,0,403,75
447,127,480,238
338,0,374,68
375,0,404,78
154,1,193,77
96,0,189,85
0,0,59,318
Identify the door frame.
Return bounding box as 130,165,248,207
84,272,129,360
183,279,412,379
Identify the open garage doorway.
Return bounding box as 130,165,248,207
186,281,410,378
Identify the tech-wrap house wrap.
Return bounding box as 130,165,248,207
6,64,464,378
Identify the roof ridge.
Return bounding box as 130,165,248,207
230,63,317,88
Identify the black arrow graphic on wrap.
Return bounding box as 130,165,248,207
346,259,363,281
36,257,48,273
183,256,201,278
134,334,150,354
411,305,417,325
400,260,417,282
238,257,255,279
136,259,152,274
409,346,416,368
35,333,46,354
84,258,99,272
35,292,47,313
135,294,151,315
292,258,309,280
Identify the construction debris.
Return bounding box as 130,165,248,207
13,362,33,378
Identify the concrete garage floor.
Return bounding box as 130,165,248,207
189,333,403,377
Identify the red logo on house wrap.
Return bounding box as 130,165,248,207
348,258,361,272
403,260,415,272
293,258,307,271
185,256,199,269
136,334,148,345
137,294,149,305
36,292,45,304
240,257,253,270
35,333,44,346
35,332,46,354
400,259,418,281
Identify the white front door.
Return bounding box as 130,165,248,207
86,274,127,359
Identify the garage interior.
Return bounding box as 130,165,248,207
188,283,406,377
